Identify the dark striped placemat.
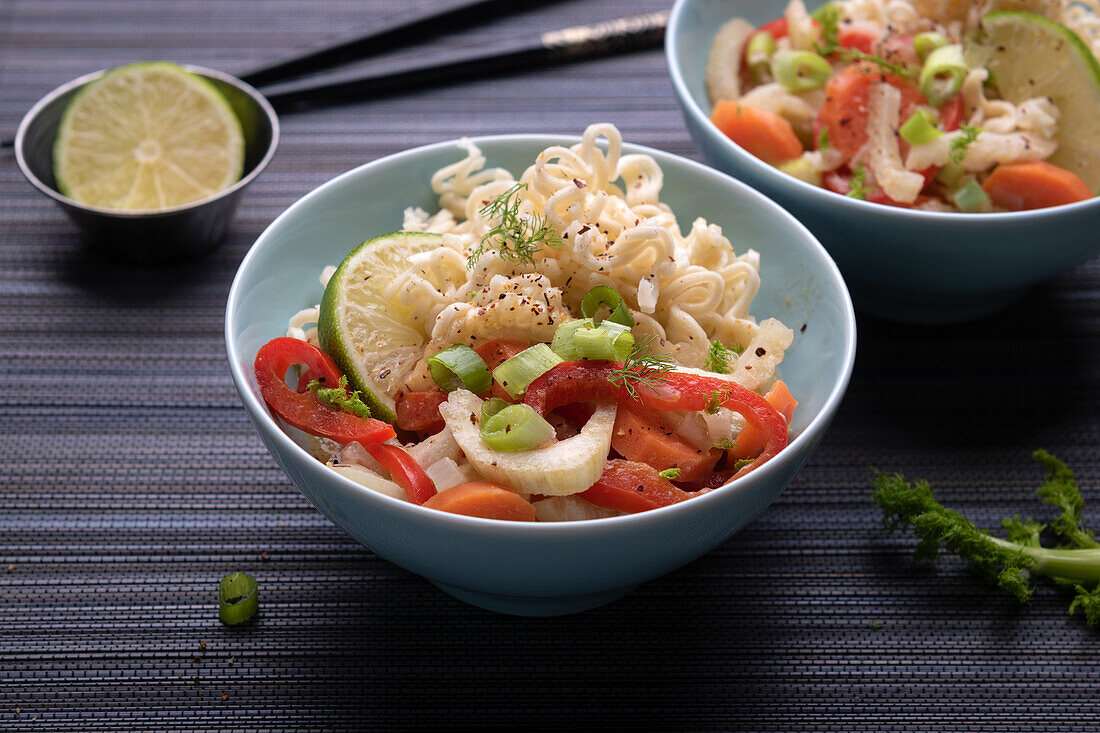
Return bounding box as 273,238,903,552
3,1,1100,730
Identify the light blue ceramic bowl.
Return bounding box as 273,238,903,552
225,135,856,616
668,0,1100,323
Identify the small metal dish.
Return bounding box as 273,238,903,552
15,64,279,265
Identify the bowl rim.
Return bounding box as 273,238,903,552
225,132,857,533
14,63,280,218
665,0,1100,221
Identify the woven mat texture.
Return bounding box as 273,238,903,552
3,1,1100,730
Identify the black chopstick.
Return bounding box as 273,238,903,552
238,0,563,88
260,11,669,111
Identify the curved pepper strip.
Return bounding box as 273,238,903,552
254,337,395,446
363,442,436,505
579,459,699,513
524,361,788,481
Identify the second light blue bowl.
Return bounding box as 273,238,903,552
668,0,1100,323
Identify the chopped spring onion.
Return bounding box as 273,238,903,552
746,31,777,83
950,178,991,213
428,345,491,393
935,161,966,187
218,572,258,625
772,50,831,92
480,403,556,452
777,157,822,186
576,321,634,361
580,285,633,328
913,31,948,62
492,343,563,399
899,108,943,146
551,319,589,360
659,468,682,480
481,397,511,422
919,44,966,107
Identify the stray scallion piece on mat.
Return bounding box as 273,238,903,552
218,572,258,625
872,450,1100,627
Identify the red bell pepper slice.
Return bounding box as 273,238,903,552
579,459,701,513
254,337,395,445
363,442,436,504
524,361,789,480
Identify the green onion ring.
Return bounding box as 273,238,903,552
772,50,832,92
919,44,967,107
950,178,991,213
580,286,633,328
746,31,777,82
218,572,258,625
913,31,948,62
492,343,563,399
575,322,635,361
481,397,511,422
428,344,491,393
899,107,943,146
550,319,591,361
480,404,556,452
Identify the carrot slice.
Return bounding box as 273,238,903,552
710,101,804,165
611,403,721,482
982,161,1093,211
423,482,536,521
728,380,798,462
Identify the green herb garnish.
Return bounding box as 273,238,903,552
817,126,830,151
467,182,563,269
659,468,682,480
733,458,754,471
308,375,372,419
948,124,982,165
705,340,743,374
704,390,725,415
872,450,1100,627
607,334,676,400
847,163,869,200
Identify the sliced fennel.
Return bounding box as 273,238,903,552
439,390,617,497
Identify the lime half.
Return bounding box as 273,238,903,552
965,11,1100,193
54,61,245,210
318,232,444,424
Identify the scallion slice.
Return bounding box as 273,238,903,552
575,322,635,361
913,31,948,62
218,572,258,625
950,178,991,213
550,319,590,361
919,44,967,107
935,161,966,187
580,286,633,328
746,31,777,83
480,403,556,452
899,108,943,146
481,397,511,422
772,50,831,92
428,345,491,393
492,343,563,399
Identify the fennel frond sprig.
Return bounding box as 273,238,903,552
467,182,563,269
607,335,676,400
872,450,1100,626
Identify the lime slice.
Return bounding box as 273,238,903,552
318,232,444,424
965,11,1100,193
54,61,245,210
